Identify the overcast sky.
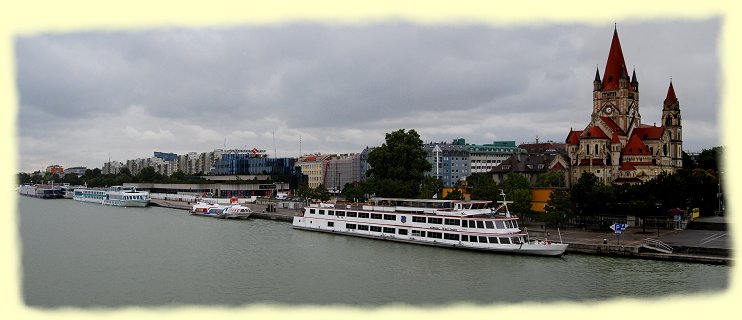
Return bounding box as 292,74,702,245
15,18,720,173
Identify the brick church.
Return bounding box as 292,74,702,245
566,27,683,185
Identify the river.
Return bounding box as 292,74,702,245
18,196,728,308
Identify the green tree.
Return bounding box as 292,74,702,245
544,188,572,227
136,167,163,182
534,171,566,187
342,182,367,202
696,146,723,172
468,172,499,201
501,173,532,215
418,176,443,199
365,129,431,198
444,184,464,200
17,172,32,184
313,184,331,202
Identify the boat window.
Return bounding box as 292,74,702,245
346,223,357,229
327,222,334,227
512,220,518,228
346,211,357,217
358,212,369,219
327,210,334,215
383,214,396,221
427,232,442,239
428,217,443,224
488,237,499,244
495,220,505,229
468,220,476,228
485,221,495,229
444,219,460,226
411,230,425,237
444,233,459,241
500,237,511,244
383,227,395,233
370,226,382,232
478,236,488,243
309,209,315,214
461,235,469,241
358,225,369,231
412,216,426,223
476,221,485,229
512,237,521,244
336,211,345,217
370,213,382,220
470,236,478,243
398,229,408,235
505,220,513,228
319,210,325,215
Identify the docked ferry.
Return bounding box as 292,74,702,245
73,186,150,207
19,184,63,199
292,191,568,257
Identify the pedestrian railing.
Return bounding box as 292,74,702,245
641,239,673,254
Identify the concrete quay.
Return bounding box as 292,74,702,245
525,217,732,265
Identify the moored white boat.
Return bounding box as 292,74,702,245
292,191,568,257
191,202,253,219
19,184,63,199
73,186,150,207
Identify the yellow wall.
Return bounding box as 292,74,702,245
531,187,558,212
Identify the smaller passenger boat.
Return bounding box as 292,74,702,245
191,197,253,220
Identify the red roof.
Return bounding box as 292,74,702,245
619,162,636,170
664,81,678,105
551,162,566,170
611,131,620,143
566,130,582,145
580,126,609,139
600,116,624,135
632,126,664,140
622,134,650,155
602,28,633,91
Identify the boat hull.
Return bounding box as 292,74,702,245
292,222,567,257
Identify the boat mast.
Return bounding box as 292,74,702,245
497,189,513,218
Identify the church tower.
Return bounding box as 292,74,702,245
592,26,640,134
662,81,683,168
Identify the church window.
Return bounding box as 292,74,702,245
665,116,672,126
586,145,590,155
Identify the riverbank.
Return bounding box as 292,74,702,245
150,199,731,265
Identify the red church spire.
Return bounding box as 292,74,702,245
664,80,678,105
602,27,631,91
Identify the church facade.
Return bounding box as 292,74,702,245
566,27,683,185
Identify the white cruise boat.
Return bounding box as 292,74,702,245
293,191,568,257
73,186,150,207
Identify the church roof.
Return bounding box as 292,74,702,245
566,130,582,145
664,81,679,106
619,162,636,170
602,27,633,91
580,125,609,139
600,116,625,135
622,134,651,155
632,126,664,140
